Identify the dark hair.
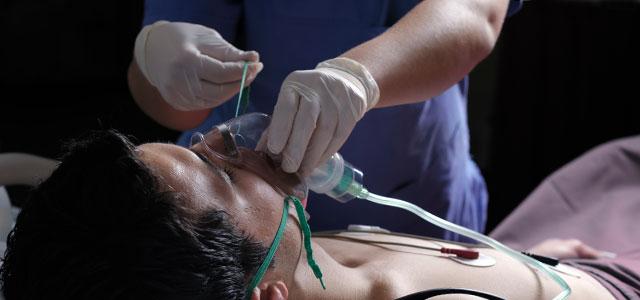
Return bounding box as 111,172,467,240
0,130,267,300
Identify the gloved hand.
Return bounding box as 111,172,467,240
134,21,263,111
264,57,379,175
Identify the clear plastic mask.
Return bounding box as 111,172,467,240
189,113,309,201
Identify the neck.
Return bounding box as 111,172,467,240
288,240,373,300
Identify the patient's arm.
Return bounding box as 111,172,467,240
0,153,58,186
528,238,607,259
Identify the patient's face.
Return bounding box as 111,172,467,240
136,142,304,263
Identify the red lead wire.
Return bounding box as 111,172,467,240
312,234,481,260
440,247,479,259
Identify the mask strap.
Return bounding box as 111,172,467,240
244,196,326,300
235,62,251,117
244,197,289,299
288,195,326,290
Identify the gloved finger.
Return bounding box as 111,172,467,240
162,88,191,111
199,38,259,63
197,55,243,83
189,67,208,108
245,62,264,82
161,68,201,111
267,87,300,154
317,111,355,170
196,80,245,107
298,110,337,176
198,55,264,84
256,132,268,151
281,97,320,173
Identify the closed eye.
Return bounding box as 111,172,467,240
190,148,235,183
192,149,210,165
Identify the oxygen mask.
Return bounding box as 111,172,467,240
189,112,308,202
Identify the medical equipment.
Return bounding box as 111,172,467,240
189,113,308,200
134,21,262,111
266,57,380,174
307,154,572,300
522,252,559,266
451,253,496,268
244,195,324,300
235,62,251,117
305,152,362,203
193,113,571,299
317,234,480,260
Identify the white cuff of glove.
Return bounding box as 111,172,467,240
316,57,380,112
133,20,169,87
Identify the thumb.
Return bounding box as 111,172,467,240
246,62,265,82
256,131,268,152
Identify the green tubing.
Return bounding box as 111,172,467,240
243,195,325,300
290,196,326,290
235,62,251,117
244,194,290,299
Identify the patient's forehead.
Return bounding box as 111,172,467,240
136,143,229,213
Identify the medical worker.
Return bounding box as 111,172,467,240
128,0,522,240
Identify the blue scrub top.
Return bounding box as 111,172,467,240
143,0,522,241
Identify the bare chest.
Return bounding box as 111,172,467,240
314,233,615,300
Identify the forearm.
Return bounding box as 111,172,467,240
342,0,509,107
127,61,211,131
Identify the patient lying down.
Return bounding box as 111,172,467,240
0,131,628,299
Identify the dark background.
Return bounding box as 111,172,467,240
1,0,639,232
468,0,640,230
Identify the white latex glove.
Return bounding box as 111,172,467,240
134,21,263,111
265,57,379,175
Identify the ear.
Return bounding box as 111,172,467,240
250,281,289,300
